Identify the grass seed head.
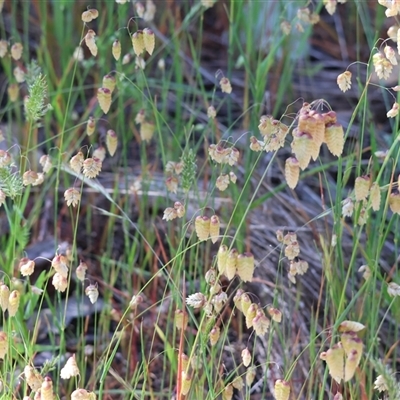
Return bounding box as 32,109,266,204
122,53,131,64
0,150,12,167
97,87,112,114
70,152,84,173
22,170,38,186
85,284,99,304
84,30,98,56
285,242,300,260
207,106,216,119
241,347,251,367
320,343,345,383
52,273,68,292
60,354,80,379
212,291,227,313
369,182,381,211
83,157,102,178
337,71,352,92
81,10,93,23
180,371,192,396
246,366,256,386
71,389,92,400
249,136,264,151
7,83,19,102
209,326,220,346
132,31,145,56
226,248,238,280
186,292,207,309
216,173,230,191
324,123,344,156
165,176,179,193
384,45,397,65
389,192,400,214
274,379,291,400
291,129,313,170
342,197,354,217
252,310,270,336
76,261,88,282
354,175,370,201
0,332,8,359
222,384,233,400
52,254,69,277
245,303,258,329
8,290,20,317
240,293,251,315
163,207,177,221
174,309,188,330
140,121,155,142
285,157,300,189
237,252,255,282
174,201,185,218
195,215,210,241
0,285,9,312
39,155,52,173
323,0,337,15
143,28,155,55
19,258,35,276
93,146,106,162
387,102,399,118
0,190,5,207
268,307,282,323
102,74,116,93
374,375,388,393
14,66,25,83
209,215,220,243
32,171,44,186
106,129,118,156
112,40,121,61
233,289,244,311
24,365,43,391
217,245,228,275
387,282,400,297
41,377,54,400
232,376,244,390
64,188,81,207
219,77,232,94
373,52,393,79
143,0,156,22
11,42,23,60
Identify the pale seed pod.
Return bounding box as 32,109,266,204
285,157,300,189
52,254,69,278
241,347,251,367
14,66,25,83
158,58,165,70
88,8,99,19
0,40,8,58
0,285,9,311
298,112,324,159
135,109,145,124
52,273,68,292
19,258,35,276
81,10,93,22
225,248,238,280
344,349,360,382
245,303,258,329
174,309,188,330
143,28,155,55
174,201,185,218
389,192,400,214
216,174,230,191
240,293,251,316
209,215,220,244
186,292,207,309
354,175,370,202
209,326,220,346
11,42,23,60
369,182,381,211
64,188,81,207
41,376,54,400
140,121,155,142
60,354,80,379
23,170,38,186
135,56,146,69
102,74,116,94
106,129,118,156
324,123,344,157
180,371,192,396
7,83,19,102
291,129,313,170
195,215,210,241
165,176,179,193
217,244,228,275
274,379,291,400
131,31,145,56
337,71,352,92
320,343,345,383
71,389,91,400
143,0,156,21
93,146,106,162
219,77,232,94
207,106,216,119
8,290,20,317
112,40,121,61
24,365,43,391
250,136,264,151
285,241,300,260
76,261,88,282
236,252,255,282
267,307,282,323
82,157,102,178
0,332,7,359
84,30,97,56
229,171,237,184
252,310,270,336
39,155,52,173
70,152,84,173
283,232,297,245
85,284,99,304
222,384,233,400
162,207,177,221
97,87,112,114
342,197,354,217
246,366,256,386
122,53,131,65
212,291,227,313
232,376,244,390
388,282,400,297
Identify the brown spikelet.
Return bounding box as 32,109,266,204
106,129,118,156
324,123,344,157
7,83,19,102
97,88,112,114
143,28,155,55
236,252,255,282
285,157,300,189
195,216,210,241
112,40,121,61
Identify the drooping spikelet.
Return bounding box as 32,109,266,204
70,152,84,173
209,215,220,244
97,88,112,114
132,31,145,56
274,379,291,400
64,188,81,207
324,123,345,157
320,343,345,383
106,129,118,156
389,192,400,214
8,290,20,317
372,52,393,80
52,273,68,292
85,284,99,304
291,129,314,170
354,175,370,202
19,258,35,276
174,309,188,330
369,182,381,211
82,157,102,179
219,77,232,94
0,284,9,312
112,40,121,61
298,110,325,159
24,365,43,391
241,347,251,367
102,74,116,93
0,332,8,359
11,42,23,60
285,157,300,189
225,248,238,280
140,121,155,142
217,245,228,275
236,252,255,282
7,83,19,102
337,71,352,92
41,376,54,400
143,28,155,55
195,215,210,241
245,303,258,329
209,326,220,346
60,354,80,379
84,30,97,56
180,371,192,396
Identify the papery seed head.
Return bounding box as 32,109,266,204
23,170,38,186
216,174,230,191
51,255,68,277
14,66,25,83
112,40,121,61
140,121,155,142
209,326,220,346
60,354,80,379
285,157,300,189
180,371,192,396
143,28,155,55
283,232,296,245
280,20,291,35
252,312,270,336
84,30,98,56
7,83,19,102
387,102,399,118
323,344,345,384
11,42,23,60
217,244,228,275
70,152,84,173
0,332,8,359
205,268,216,285
174,201,185,218
135,109,145,124
245,303,258,329
163,207,177,221
241,347,251,367
8,290,20,317
207,106,216,119
0,150,11,168
389,192,400,214
0,285,9,312
195,215,210,241
122,53,131,64
165,176,179,193
211,291,227,313
186,292,207,309
225,248,238,280
285,242,300,260
220,77,232,94
388,282,400,297
369,182,381,211
64,188,81,207
143,0,156,22
132,31,145,56
24,365,43,391
268,307,282,323
291,129,313,170
97,87,112,114
337,71,352,92
324,123,344,157
129,294,143,309
249,136,264,152
81,10,93,22
41,376,54,400
209,215,220,244
274,379,291,400
71,389,91,400
174,309,188,330
52,273,68,292
384,45,397,65
106,129,118,156
85,284,99,304
39,154,52,173
240,293,251,315
232,376,244,390
19,258,35,276
354,175,370,201
237,252,255,282
373,52,393,80
102,74,116,94
76,261,88,282
83,157,102,179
